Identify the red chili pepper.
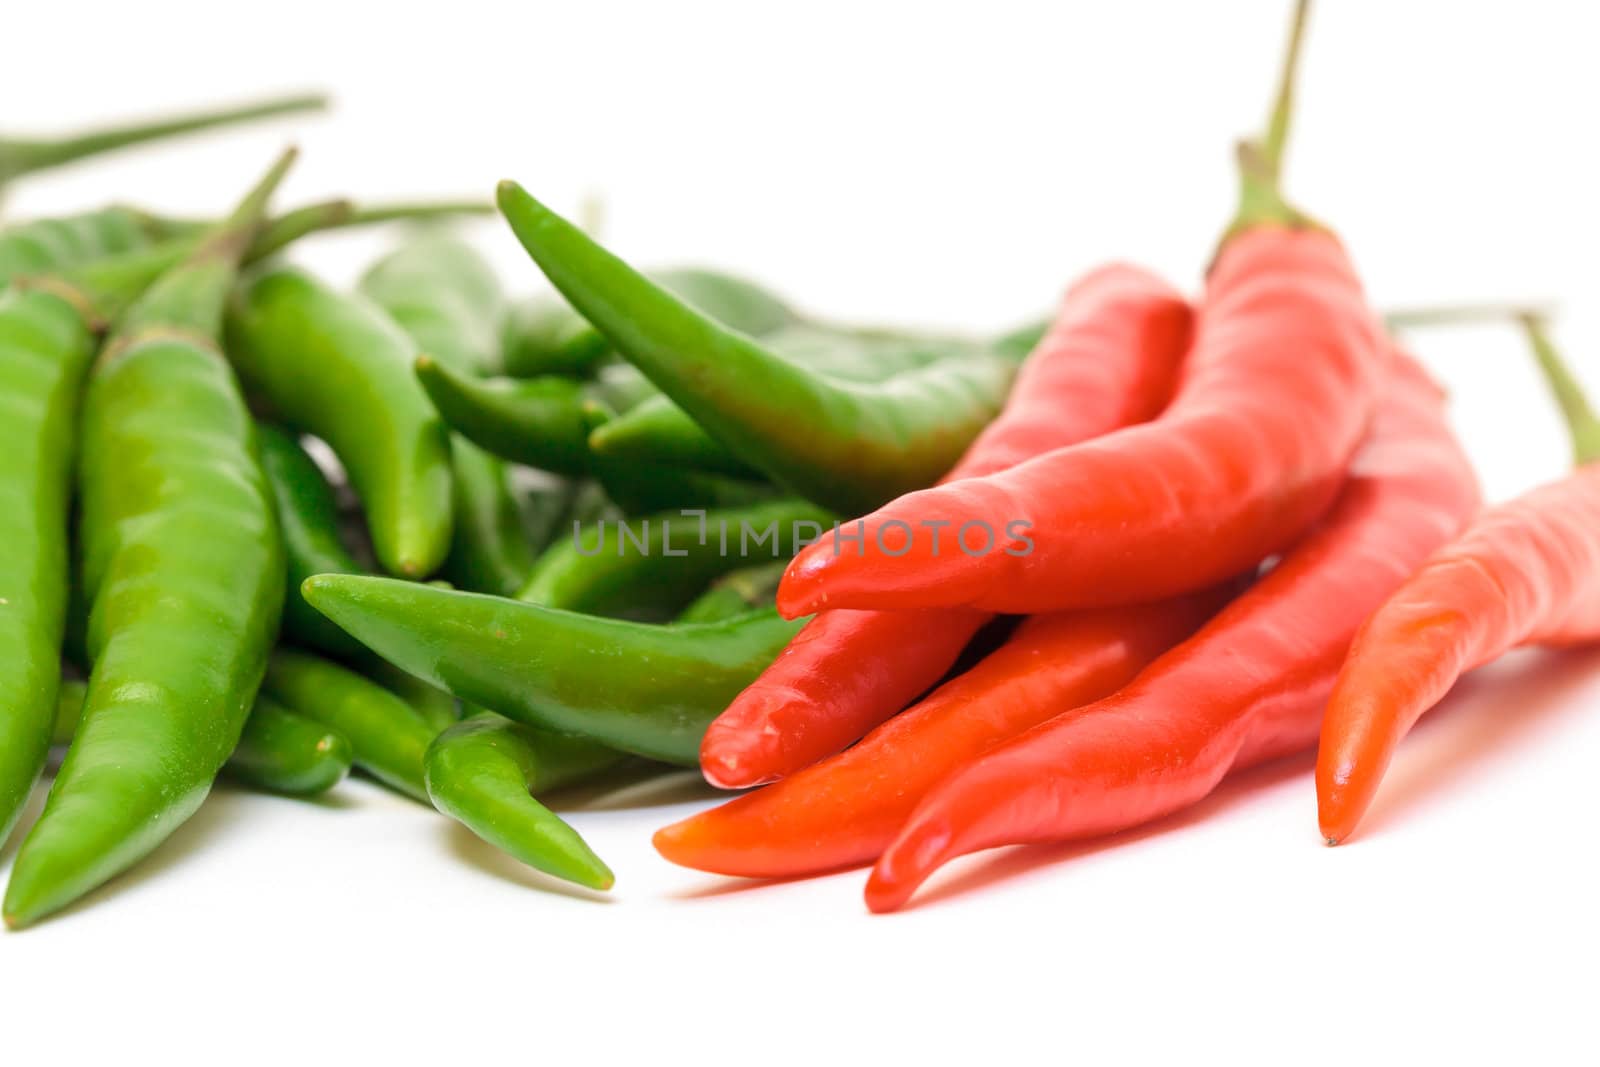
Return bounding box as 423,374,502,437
864,352,1480,912
657,588,1229,878
776,1,1386,620
1317,316,1600,845
698,264,1192,788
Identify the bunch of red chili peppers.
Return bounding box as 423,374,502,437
655,0,1600,911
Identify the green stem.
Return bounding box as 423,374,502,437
1384,302,1559,331
1227,0,1314,236
0,92,326,183
1521,314,1600,467
1260,0,1311,185
113,146,296,343
250,198,492,259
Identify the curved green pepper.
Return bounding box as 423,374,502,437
416,357,600,477
500,266,799,380
441,438,539,597
257,424,368,659
520,497,832,618
53,681,352,798
303,575,804,765
5,153,292,930
0,287,98,850
358,229,505,375
583,322,971,473
425,713,623,890
224,695,354,797
497,181,1023,514
225,266,454,578
358,233,539,597
261,649,436,803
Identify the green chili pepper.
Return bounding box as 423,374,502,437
425,712,622,890
0,285,98,850
0,207,162,288
53,681,352,798
499,296,612,379
675,561,788,624
585,393,760,477
257,424,367,659
357,657,461,735
582,322,986,472
225,266,454,578
254,421,464,730
358,229,505,375
500,267,799,380
415,357,605,477
224,695,355,797
497,181,1022,514
303,575,804,765
520,498,832,618
356,234,539,597
261,649,436,803
3,151,293,930
441,439,539,597
588,454,773,517
0,92,325,201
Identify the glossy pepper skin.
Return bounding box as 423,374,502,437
780,227,1384,616
357,234,538,597
1317,319,1600,845
256,424,368,659
440,438,540,598
656,589,1228,879
261,649,436,803
700,264,1192,788
865,352,1481,912
303,575,804,765
0,92,324,201
779,4,1384,617
53,681,353,798
584,322,965,477
417,357,604,478
0,287,98,848
425,713,623,890
496,180,1023,515
519,498,833,619
4,153,292,930
500,266,799,380
225,265,454,578
358,229,506,375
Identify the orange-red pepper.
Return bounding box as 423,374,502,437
865,352,1480,912
1317,317,1600,844
777,2,1385,620
699,264,1190,788
657,588,1229,878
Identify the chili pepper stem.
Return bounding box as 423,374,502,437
0,92,326,184
1225,0,1316,237
1384,302,1559,331
1521,314,1600,466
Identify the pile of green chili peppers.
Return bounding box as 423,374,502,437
0,96,1039,928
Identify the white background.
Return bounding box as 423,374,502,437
4,1,1600,1062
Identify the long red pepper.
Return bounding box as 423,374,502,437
865,352,1480,912
777,0,1386,619
699,265,1191,788
658,588,1230,878
1317,317,1600,844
